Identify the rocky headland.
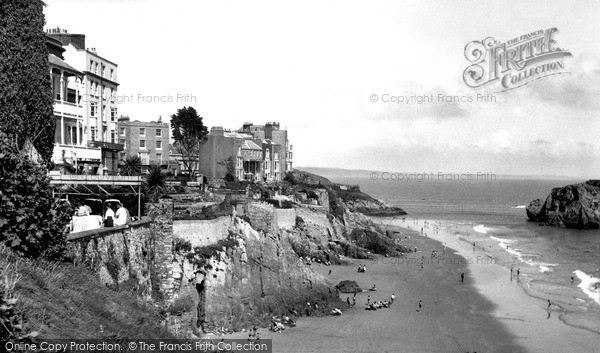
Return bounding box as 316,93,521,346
526,180,600,229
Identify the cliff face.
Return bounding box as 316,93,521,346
175,219,339,334
526,181,600,229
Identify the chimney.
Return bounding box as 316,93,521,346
210,126,224,136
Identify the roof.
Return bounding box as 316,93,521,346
241,140,262,150
224,131,253,139
48,54,82,75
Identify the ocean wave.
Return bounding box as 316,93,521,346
512,205,527,209
489,236,558,272
574,270,600,305
473,224,494,234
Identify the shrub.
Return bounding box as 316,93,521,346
295,216,305,228
186,233,239,269
173,238,192,253
0,132,73,259
165,289,195,316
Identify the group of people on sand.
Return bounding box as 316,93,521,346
357,264,367,272
365,292,395,311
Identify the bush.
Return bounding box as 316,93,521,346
295,216,305,228
0,132,73,259
173,238,192,253
186,233,239,269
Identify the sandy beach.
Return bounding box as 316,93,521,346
386,218,600,353
227,224,525,352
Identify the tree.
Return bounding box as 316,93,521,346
145,164,167,202
0,0,55,164
218,156,236,182
171,107,208,179
120,155,141,176
0,132,73,259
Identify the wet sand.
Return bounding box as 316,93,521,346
227,224,524,352
388,218,600,353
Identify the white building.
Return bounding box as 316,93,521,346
46,27,122,174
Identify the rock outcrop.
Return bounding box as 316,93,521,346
526,181,600,229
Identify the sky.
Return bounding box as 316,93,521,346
44,0,600,178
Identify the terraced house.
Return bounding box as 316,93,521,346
198,122,293,182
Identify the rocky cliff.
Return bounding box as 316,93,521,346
526,180,600,229
174,218,340,335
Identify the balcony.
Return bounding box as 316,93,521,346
53,100,84,119
52,144,102,164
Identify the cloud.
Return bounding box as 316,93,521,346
364,85,471,121
526,54,600,111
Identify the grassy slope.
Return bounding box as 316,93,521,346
0,245,173,340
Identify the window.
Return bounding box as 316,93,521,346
156,129,162,137
90,60,94,71
140,140,146,148
110,69,114,80
90,127,97,141
155,141,162,149
110,131,116,143
156,153,162,161
111,108,117,121
139,128,145,136
119,127,125,135
90,102,97,117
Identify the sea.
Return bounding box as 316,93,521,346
322,174,600,334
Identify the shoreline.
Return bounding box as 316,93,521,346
226,223,524,352
384,217,600,353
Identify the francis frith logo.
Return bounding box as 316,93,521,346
463,28,572,91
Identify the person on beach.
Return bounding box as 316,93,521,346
571,273,575,284
352,297,356,306
417,300,422,312
517,268,520,277
547,299,552,310
328,269,332,275
347,297,351,307
367,296,371,305
461,272,465,282
390,293,395,304
414,247,417,253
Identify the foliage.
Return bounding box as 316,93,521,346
218,156,236,182
0,258,38,342
120,155,141,176
295,216,305,228
186,233,239,269
173,238,192,253
0,132,74,259
283,172,296,184
0,0,55,163
145,164,167,202
164,289,195,316
170,106,208,179
0,244,174,340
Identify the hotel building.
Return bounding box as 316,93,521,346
46,27,122,174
